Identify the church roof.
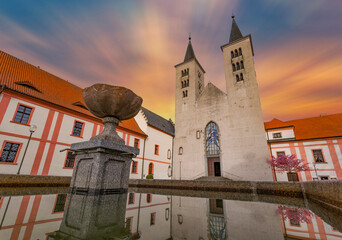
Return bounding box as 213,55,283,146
184,37,196,62
141,107,175,136
264,114,342,140
0,50,146,136
229,17,243,43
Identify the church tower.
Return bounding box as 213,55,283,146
174,37,205,137
221,16,272,180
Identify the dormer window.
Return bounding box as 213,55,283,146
15,81,41,93
72,101,88,110
273,132,282,138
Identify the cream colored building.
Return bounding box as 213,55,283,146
173,17,272,181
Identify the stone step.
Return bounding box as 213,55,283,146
195,176,232,181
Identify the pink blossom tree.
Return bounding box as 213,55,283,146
267,154,310,173
276,205,313,224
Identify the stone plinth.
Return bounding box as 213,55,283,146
69,139,139,195
48,193,130,239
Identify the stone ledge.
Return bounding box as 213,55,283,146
0,174,71,187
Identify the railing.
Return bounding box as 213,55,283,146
222,171,243,180
191,171,206,180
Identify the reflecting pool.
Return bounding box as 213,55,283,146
0,189,341,239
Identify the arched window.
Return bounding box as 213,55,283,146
232,63,236,72
187,79,189,87
185,90,188,97
148,163,154,174
239,48,242,55
205,122,220,156
234,49,238,57
181,81,184,88
241,61,244,69
231,51,234,58
236,75,240,82
240,73,244,80
179,147,183,155
236,62,240,70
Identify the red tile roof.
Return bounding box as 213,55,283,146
0,50,146,136
265,114,342,140
264,118,293,129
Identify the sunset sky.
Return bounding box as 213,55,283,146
0,0,341,121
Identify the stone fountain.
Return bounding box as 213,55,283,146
69,84,142,195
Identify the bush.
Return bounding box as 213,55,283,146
146,174,154,179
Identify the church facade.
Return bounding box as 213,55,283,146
173,17,273,181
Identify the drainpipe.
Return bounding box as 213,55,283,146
171,135,174,179
140,136,147,179
266,130,277,181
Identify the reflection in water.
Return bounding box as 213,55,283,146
48,193,130,239
0,192,341,239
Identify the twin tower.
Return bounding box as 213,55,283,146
173,17,272,181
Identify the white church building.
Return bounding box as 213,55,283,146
173,17,273,181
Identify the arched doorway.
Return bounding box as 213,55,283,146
205,122,221,177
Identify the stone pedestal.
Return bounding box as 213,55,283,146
69,139,139,195
48,193,131,239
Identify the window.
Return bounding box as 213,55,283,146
241,61,244,69
150,213,156,225
53,194,67,213
240,73,244,81
313,149,325,163
128,193,135,204
167,149,171,159
134,138,140,148
0,142,20,163
276,151,285,157
13,105,32,124
196,130,201,139
126,217,133,232
239,48,242,55
146,194,152,203
187,79,189,87
154,145,159,155
183,90,188,98
131,161,138,174
148,163,154,175
64,151,75,168
236,62,240,70
178,147,183,155
289,209,300,226
236,75,240,82
273,132,282,138
72,121,84,137
234,49,238,57
231,51,234,58
320,176,329,180
206,122,220,156
232,63,236,72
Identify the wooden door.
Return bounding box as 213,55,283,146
208,157,221,176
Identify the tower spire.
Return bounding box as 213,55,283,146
184,35,196,62
229,15,243,43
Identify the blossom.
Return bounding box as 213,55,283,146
266,154,310,172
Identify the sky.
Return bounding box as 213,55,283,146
0,0,341,121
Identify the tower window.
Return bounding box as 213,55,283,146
234,49,238,57
231,51,234,58
187,79,189,87
236,75,240,82
236,62,240,70
239,48,242,56
178,147,183,155
232,63,236,72
241,61,244,69
181,81,184,88
240,73,244,81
